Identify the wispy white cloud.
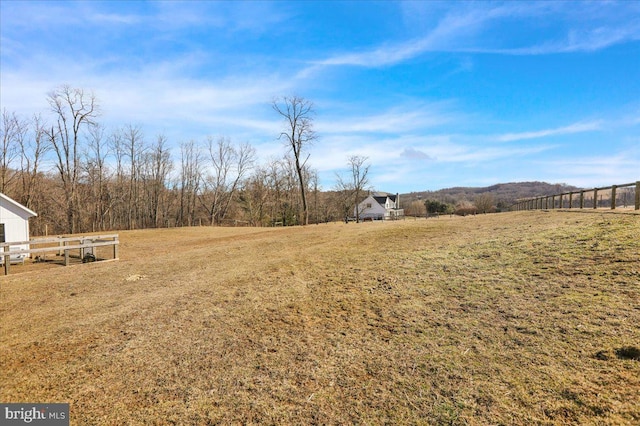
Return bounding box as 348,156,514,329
313,37,430,68
316,131,556,173
307,4,502,68
88,12,142,25
540,148,640,188
0,53,293,144
2,1,288,33
308,2,640,70
318,103,456,134
555,25,640,52
318,134,558,191
460,26,640,55
496,121,603,142
1,0,638,193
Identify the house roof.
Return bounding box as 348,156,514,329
372,196,388,205
371,193,397,206
0,193,38,217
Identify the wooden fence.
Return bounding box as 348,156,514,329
1,234,119,275
513,181,640,212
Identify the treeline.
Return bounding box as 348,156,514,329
402,193,497,217
1,86,354,236
401,181,582,217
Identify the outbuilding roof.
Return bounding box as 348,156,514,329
0,193,38,217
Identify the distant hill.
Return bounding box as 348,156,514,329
401,182,581,211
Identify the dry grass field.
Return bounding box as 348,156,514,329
2,211,639,425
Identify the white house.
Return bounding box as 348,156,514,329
355,192,404,220
0,193,37,263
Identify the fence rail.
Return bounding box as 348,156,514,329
1,234,119,275
512,181,640,212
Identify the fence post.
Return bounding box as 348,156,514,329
559,193,563,209
636,181,640,210
64,241,69,266
580,191,584,209
593,188,598,209
568,192,573,209
4,245,10,276
611,185,617,210
113,236,119,260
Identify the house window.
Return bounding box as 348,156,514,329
366,203,371,208
0,224,4,243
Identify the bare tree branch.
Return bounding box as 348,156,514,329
272,95,316,225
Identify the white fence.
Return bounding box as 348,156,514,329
1,234,119,275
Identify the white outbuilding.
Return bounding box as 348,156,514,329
0,193,37,263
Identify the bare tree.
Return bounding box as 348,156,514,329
281,155,303,225
109,129,127,229
308,168,320,224
46,85,99,234
142,134,172,228
84,124,108,231
272,96,316,225
1,110,26,193
177,140,202,226
336,155,371,223
19,114,49,211
84,123,111,231
200,137,255,225
122,124,146,229
266,158,288,225
405,200,426,217
474,193,495,214
238,165,270,226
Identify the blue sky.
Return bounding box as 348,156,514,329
1,1,639,193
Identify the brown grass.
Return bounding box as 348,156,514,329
1,211,639,425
